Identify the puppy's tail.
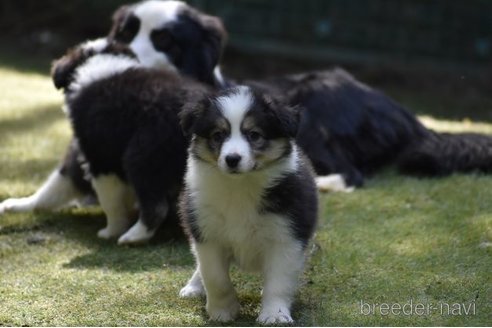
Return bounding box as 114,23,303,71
397,131,492,176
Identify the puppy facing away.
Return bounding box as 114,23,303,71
179,86,318,323
51,38,212,244
0,0,227,224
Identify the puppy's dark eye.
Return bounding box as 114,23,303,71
151,29,173,50
211,131,225,143
247,131,264,143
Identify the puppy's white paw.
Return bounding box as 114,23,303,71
0,197,35,214
97,227,119,239
207,300,240,322
179,284,205,298
258,307,293,325
315,174,354,193
117,220,155,245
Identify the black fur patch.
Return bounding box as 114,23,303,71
179,188,203,243
109,7,140,44
58,139,94,195
398,132,492,176
260,156,318,247
107,2,227,87
244,89,301,139
246,69,429,186
169,9,226,85
65,49,211,231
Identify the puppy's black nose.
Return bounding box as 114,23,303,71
225,154,241,169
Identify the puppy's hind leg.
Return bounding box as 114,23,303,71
118,136,186,245
92,174,135,239
0,169,81,214
180,267,205,298
117,199,168,245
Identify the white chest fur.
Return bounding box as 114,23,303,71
186,157,296,271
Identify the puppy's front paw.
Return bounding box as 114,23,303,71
207,299,240,322
258,306,293,325
179,284,205,298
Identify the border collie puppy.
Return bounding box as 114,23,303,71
0,0,227,225
245,70,430,189
107,0,492,190
109,0,227,87
179,86,317,324
51,38,211,244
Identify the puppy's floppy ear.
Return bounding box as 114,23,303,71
200,13,227,64
262,94,303,138
182,11,227,85
108,4,130,40
51,47,89,90
180,95,212,136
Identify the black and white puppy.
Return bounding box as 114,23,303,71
109,0,492,189
179,86,318,324
0,0,226,233
108,0,227,86
52,38,211,244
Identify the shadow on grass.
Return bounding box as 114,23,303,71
0,205,191,273
54,210,192,273
0,103,63,143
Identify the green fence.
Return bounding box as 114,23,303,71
190,0,492,66
1,0,490,66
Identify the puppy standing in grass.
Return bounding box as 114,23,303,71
179,86,318,323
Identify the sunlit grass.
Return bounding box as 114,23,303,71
0,61,490,326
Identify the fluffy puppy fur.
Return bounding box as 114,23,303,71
248,71,492,187
397,131,492,176
4,0,492,218
108,0,227,86
106,0,492,190
179,86,317,324
52,38,212,244
0,1,226,237
245,70,429,188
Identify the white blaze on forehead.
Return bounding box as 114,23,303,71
216,86,255,172
216,86,254,124
134,0,185,29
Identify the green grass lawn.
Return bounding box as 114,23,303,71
0,58,491,327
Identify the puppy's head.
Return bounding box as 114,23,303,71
181,86,301,174
108,0,226,86
51,38,136,90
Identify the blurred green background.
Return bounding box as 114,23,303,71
2,0,491,64
1,0,491,120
